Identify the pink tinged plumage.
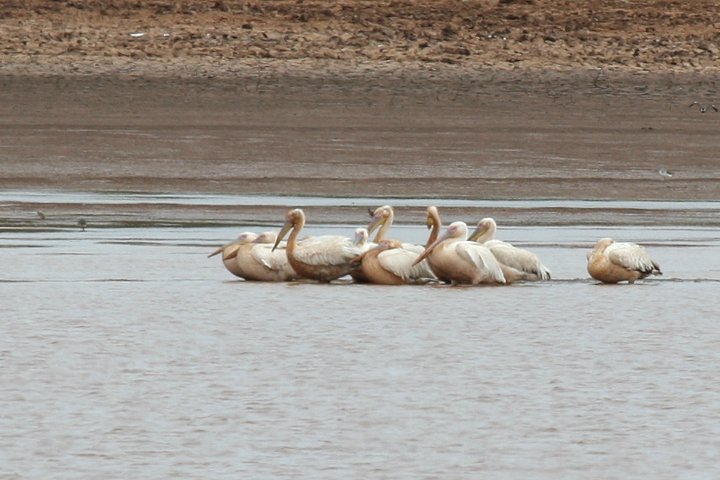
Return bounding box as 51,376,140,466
587,237,662,284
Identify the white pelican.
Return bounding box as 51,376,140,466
413,221,506,285
354,227,371,249
272,208,363,282
587,237,662,284
226,231,298,282
351,239,436,285
468,217,551,281
208,232,258,278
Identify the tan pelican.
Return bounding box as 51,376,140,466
272,208,363,282
361,204,432,280
366,205,424,254
208,232,258,278
225,231,298,282
587,238,662,284
468,217,551,281
350,227,375,283
425,206,442,247
423,206,455,283
351,239,436,285
413,221,506,285
367,205,395,242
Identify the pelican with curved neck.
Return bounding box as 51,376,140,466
413,221,506,285
425,206,442,248
468,217,496,244
366,205,395,242
272,208,362,283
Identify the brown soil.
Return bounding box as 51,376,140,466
3,0,720,74
1,1,720,228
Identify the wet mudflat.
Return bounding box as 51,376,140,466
2,222,720,479
2,73,720,205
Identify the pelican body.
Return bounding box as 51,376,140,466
351,239,436,285
229,232,298,282
361,204,433,281
587,238,662,284
469,217,551,281
273,208,362,283
414,221,506,285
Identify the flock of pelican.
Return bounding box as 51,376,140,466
209,206,662,285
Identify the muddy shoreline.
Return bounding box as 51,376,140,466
2,66,720,229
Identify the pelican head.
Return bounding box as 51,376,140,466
349,239,400,267
354,227,369,247
426,206,439,229
468,217,496,243
222,242,243,260
413,221,468,266
591,237,615,254
366,205,393,234
207,231,257,258
255,231,278,244
375,239,402,251
273,208,305,251
441,221,469,241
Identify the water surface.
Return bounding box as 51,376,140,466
2,223,719,479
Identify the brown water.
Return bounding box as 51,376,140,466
2,220,720,479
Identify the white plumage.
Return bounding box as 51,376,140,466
353,227,371,250
290,235,363,267
377,247,435,282
469,217,551,281
353,239,436,284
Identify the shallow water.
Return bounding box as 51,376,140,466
2,224,720,479
3,189,720,211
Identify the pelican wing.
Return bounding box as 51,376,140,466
606,242,660,274
377,248,436,281
400,242,426,255
294,235,363,266
251,244,290,272
454,242,506,283
486,240,551,280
